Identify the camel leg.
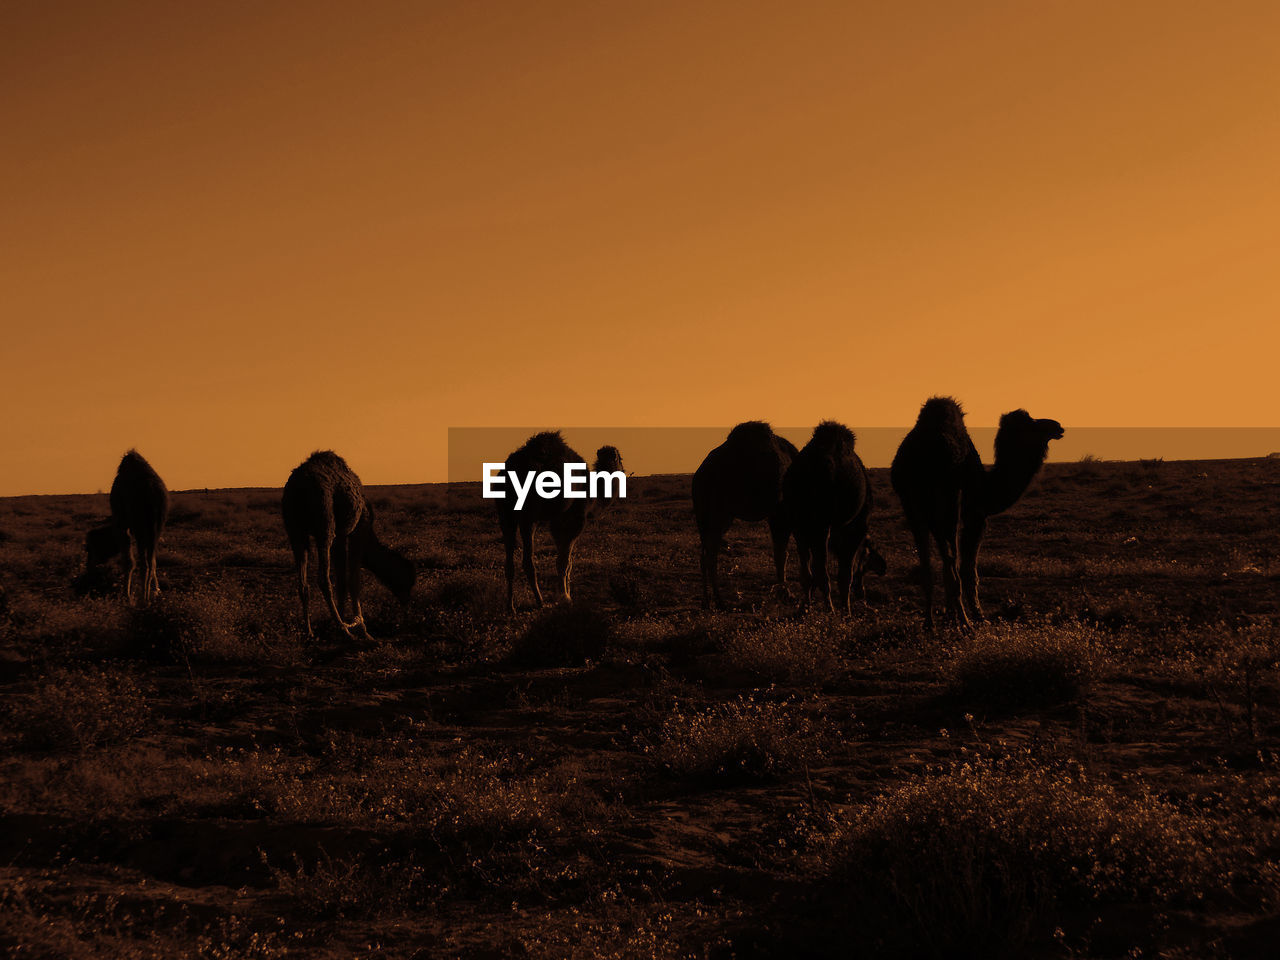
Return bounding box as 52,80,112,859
293,545,314,638
141,544,158,605
345,530,372,640
521,520,543,608
835,540,854,615
124,539,138,607
501,514,518,613
332,540,349,619
792,533,811,610
813,533,833,612
766,512,790,597
850,541,870,607
932,495,970,630
959,512,987,622
315,535,360,638
147,546,161,601
555,537,576,602
699,517,731,611
550,513,584,602
904,508,934,631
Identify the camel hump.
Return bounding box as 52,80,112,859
810,420,855,448
507,430,584,469
725,421,776,447
916,396,966,431
116,449,164,483
298,449,355,475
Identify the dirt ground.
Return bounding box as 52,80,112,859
1,457,1279,958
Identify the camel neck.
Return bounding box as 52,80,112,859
983,452,1046,516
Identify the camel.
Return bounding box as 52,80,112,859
890,397,1064,630
497,431,624,613
76,450,168,606
782,421,884,613
692,421,798,610
281,451,416,640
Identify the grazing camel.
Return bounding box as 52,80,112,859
783,421,884,613
76,450,168,606
497,431,624,613
890,397,1064,630
281,451,416,640
692,422,798,610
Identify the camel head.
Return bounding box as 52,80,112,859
984,409,1065,516
995,409,1064,462
593,445,624,475
358,507,417,607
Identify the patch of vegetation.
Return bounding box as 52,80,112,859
645,694,825,781
4,666,151,753
814,758,1252,958
948,622,1102,709
719,619,843,684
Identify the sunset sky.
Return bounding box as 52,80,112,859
4,1,1279,495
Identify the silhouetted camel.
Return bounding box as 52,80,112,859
692,422,798,610
497,431,624,613
281,451,416,640
783,421,884,613
890,397,1064,629
76,450,168,606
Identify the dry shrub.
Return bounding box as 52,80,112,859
5,665,150,753
720,619,842,683
508,602,614,667
249,742,594,842
820,759,1245,958
948,621,1102,709
267,851,432,920
646,694,824,781
126,585,287,663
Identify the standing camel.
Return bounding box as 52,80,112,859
77,450,169,606
282,451,416,640
890,397,1063,630
783,421,885,613
497,432,625,613
692,422,798,610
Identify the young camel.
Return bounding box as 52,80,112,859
281,451,416,640
496,431,624,613
77,450,169,606
782,421,885,613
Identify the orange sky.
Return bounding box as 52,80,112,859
3,1,1279,495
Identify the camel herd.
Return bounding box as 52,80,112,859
74,397,1064,635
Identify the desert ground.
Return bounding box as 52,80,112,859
1,457,1279,958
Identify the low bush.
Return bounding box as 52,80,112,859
508,602,614,667
646,694,824,781
817,758,1247,957
948,621,1102,709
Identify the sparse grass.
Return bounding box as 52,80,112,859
4,665,151,753
427,570,506,620
646,694,826,781
948,621,1103,709
0,870,289,959
719,618,843,683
